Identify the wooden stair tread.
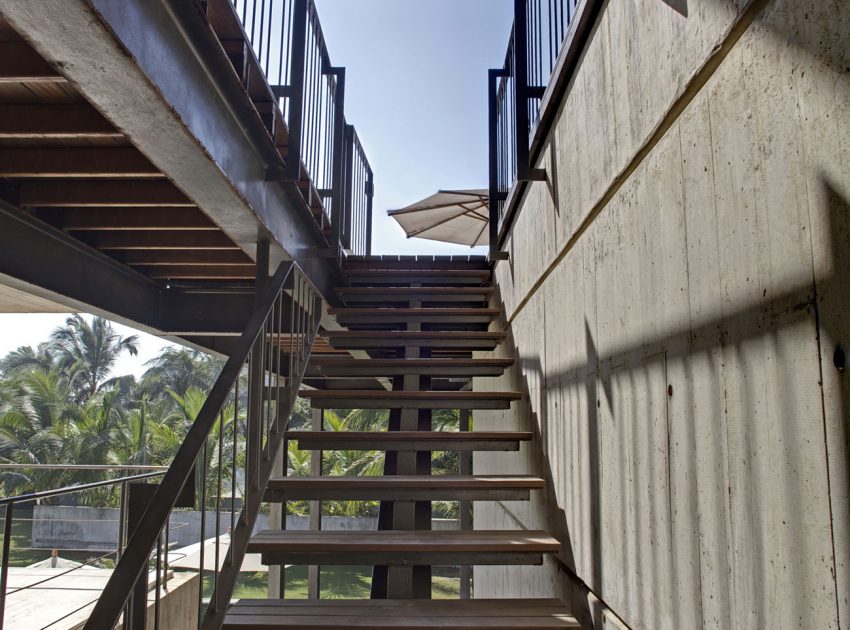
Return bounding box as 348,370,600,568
308,357,513,367
325,331,505,339
264,475,545,501
335,288,493,303
329,307,500,316
305,357,514,377
299,391,521,400
344,269,491,277
343,255,489,270
344,270,491,285
266,475,544,489
297,391,520,410
224,599,579,628
248,529,561,553
287,431,531,440
249,530,559,566
336,287,494,294
286,431,532,451
329,307,500,313
324,331,505,350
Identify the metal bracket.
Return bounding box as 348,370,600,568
527,85,546,99
522,168,547,182
271,85,291,99
489,251,510,262
314,246,343,259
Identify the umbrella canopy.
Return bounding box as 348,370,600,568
27,555,90,569
388,189,490,247
168,534,271,572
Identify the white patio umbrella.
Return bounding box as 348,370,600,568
388,189,490,247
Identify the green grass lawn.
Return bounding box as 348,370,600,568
3,516,462,601
210,565,460,600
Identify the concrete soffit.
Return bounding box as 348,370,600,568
0,0,335,296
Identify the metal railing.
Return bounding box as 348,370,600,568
488,0,594,254
226,0,374,256
343,125,374,256
83,261,322,630
0,469,166,629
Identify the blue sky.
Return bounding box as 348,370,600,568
0,1,514,373
315,0,513,254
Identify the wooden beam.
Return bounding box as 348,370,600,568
19,180,193,207
0,148,160,178
134,265,256,280
84,230,241,251
0,201,252,340
0,42,64,83
0,104,121,139
116,250,254,266
54,207,218,231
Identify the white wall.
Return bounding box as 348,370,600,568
476,0,850,628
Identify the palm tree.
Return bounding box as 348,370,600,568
138,348,222,402
49,315,139,403
0,368,72,495
0,344,57,376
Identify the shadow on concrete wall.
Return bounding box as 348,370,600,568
661,0,688,17
491,175,849,628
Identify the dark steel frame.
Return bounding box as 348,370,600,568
83,260,322,630
227,0,374,258
488,0,603,258
0,471,166,629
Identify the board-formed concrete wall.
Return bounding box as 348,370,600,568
475,0,850,628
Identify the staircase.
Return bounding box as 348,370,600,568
223,256,579,629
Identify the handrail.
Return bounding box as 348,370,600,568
0,471,164,507
0,469,167,628
83,260,323,629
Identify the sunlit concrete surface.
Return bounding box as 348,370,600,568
4,568,197,630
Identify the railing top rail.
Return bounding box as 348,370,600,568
0,464,169,471
0,471,165,507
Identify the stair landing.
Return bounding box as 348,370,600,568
223,599,580,628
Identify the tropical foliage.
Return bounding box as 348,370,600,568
0,316,465,518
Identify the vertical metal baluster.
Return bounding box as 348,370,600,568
0,501,14,629
154,531,162,629
302,275,308,362
312,32,323,185
285,0,307,179
289,279,296,406
265,0,274,75
257,0,266,68
307,31,317,185
278,0,288,86
164,518,170,589
549,0,555,71
274,291,284,436
213,411,224,613
250,0,258,43
198,442,208,625
244,350,252,495
264,311,274,457
230,382,238,561
117,481,128,561
297,275,304,365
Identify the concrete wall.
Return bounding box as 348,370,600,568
32,506,457,551
476,0,850,628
